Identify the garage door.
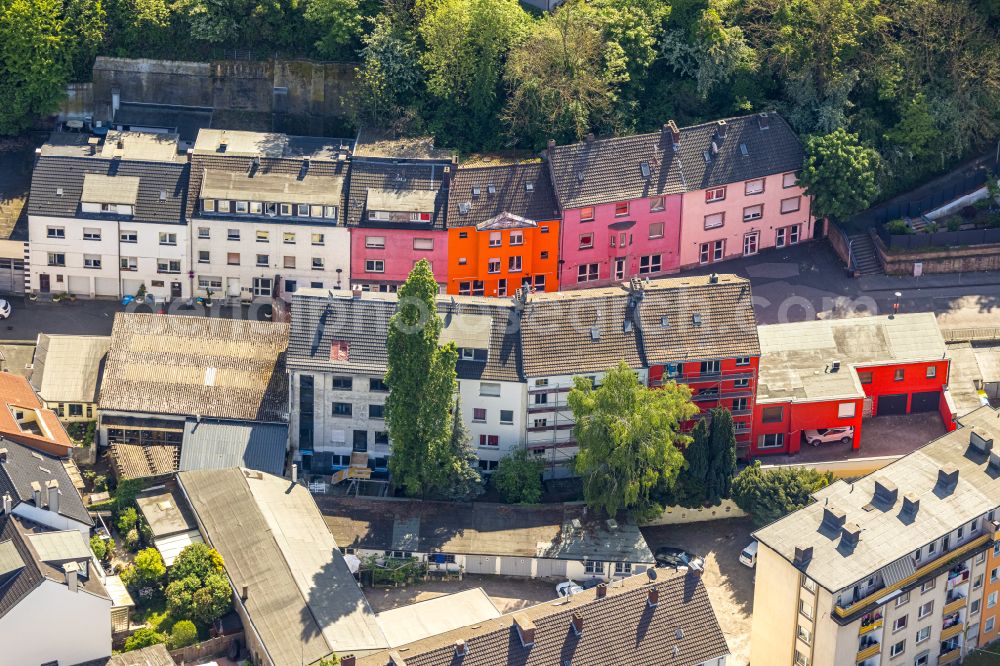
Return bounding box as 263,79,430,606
95,277,118,297
464,555,497,575
910,391,940,413
877,393,908,415
67,275,89,296
499,556,533,577
0,259,24,295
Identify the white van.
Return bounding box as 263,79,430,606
740,540,758,568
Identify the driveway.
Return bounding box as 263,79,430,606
641,518,755,666
362,573,558,615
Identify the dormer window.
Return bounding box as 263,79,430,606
324,206,337,219
203,199,216,212
460,348,488,362
235,200,249,213
250,201,262,214
81,173,139,216
280,203,292,216
297,204,309,217
218,200,231,213
265,202,278,216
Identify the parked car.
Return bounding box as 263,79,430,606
556,581,584,597
803,426,854,447
740,541,758,568
654,546,704,570
580,577,603,590
0,299,11,320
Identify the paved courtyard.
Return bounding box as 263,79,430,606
362,573,558,615
641,518,755,666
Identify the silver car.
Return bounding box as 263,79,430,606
804,426,854,447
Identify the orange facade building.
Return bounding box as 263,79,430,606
446,163,561,296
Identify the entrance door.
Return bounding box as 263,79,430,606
743,232,759,256
252,277,272,297
171,282,182,298
877,393,908,416
39,274,50,293
614,258,625,281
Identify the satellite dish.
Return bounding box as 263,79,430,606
647,568,658,581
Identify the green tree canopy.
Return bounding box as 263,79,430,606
705,407,737,504
355,9,424,128
122,547,166,591
167,619,198,649
493,448,544,504
569,363,698,520
124,627,166,651
799,127,879,221
385,260,459,497
169,543,224,582
305,0,366,59
731,461,834,526
431,397,484,501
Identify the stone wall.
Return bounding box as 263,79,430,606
91,56,358,133
875,235,1000,274
641,499,748,526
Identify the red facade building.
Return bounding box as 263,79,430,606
752,313,954,457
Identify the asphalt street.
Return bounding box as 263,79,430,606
2,240,999,341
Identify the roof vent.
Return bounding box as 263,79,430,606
647,588,659,608
640,161,651,178
702,151,711,163
623,319,633,333
458,202,471,215
970,431,993,454
571,612,584,637
576,171,585,183
159,190,167,201
660,316,668,328
840,522,861,548
793,546,813,567
675,627,684,640
514,614,536,647
988,451,1000,471
709,273,719,284
821,506,846,532
900,493,920,520
56,187,64,196
525,181,534,192
936,464,959,494
710,141,719,156
829,361,841,373
692,314,702,327
757,112,770,130
740,143,749,157
0,449,6,463
454,640,468,657
590,325,600,341
471,186,481,198
873,478,898,506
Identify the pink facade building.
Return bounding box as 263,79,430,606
675,113,814,268
546,130,686,289
344,135,455,290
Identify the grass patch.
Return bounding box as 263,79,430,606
963,645,1000,665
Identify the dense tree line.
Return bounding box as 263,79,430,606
1,0,998,199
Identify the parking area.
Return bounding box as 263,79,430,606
362,573,558,615
641,517,755,666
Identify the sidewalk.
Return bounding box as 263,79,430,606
858,270,1000,292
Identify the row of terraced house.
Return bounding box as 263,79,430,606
24,111,815,302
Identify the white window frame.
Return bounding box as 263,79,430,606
704,212,725,230
365,259,385,273
366,236,385,249
745,178,765,195
743,204,763,222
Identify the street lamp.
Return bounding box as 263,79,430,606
892,291,901,318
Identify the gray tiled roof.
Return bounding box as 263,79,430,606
0,439,93,527
355,568,729,666
446,163,559,228
180,418,287,477
288,290,521,382
547,112,803,209
0,516,43,621
99,313,290,422
27,155,189,225
30,334,110,404
344,160,451,229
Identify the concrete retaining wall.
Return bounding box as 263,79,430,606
642,499,748,526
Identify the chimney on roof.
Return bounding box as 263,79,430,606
821,506,846,532
514,614,536,647
901,493,920,520
186,148,193,163
596,583,607,599
340,656,356,666
873,478,898,506
291,464,298,484
454,639,469,657
840,523,861,549
1,493,10,514
63,561,79,593
665,120,681,147
970,431,993,454
0,448,6,463
716,120,727,138
31,481,43,508
547,139,556,150
757,112,770,130
647,587,659,608
936,465,959,494
352,287,362,299
571,612,584,636
989,451,1000,471
241,585,249,602
116,136,124,151
46,480,59,515
793,546,813,567
709,273,719,284
585,132,595,143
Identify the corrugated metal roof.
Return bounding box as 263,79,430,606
179,419,287,477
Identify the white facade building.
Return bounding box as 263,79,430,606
27,132,190,301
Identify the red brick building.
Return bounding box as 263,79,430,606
751,313,954,457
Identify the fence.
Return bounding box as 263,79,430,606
878,227,1000,251
169,631,243,664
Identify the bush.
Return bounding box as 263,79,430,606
124,527,140,552
731,462,834,526
493,449,544,504
92,474,108,492
167,619,199,649
922,221,939,234
123,627,166,651
90,535,107,561
947,217,962,232
166,572,232,625
169,543,225,582
117,507,138,533
884,219,912,235
122,548,166,592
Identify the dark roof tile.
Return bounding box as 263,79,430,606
446,163,559,228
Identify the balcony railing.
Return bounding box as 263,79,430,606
942,595,967,616
858,617,883,636
939,648,961,664
941,622,964,642
947,566,970,590
834,534,991,619
856,642,880,662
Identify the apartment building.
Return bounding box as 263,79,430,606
753,314,954,457
346,132,455,291
27,131,189,301
187,129,352,301
677,112,814,268
546,129,685,289
750,405,1000,666
286,289,524,475
445,162,561,296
